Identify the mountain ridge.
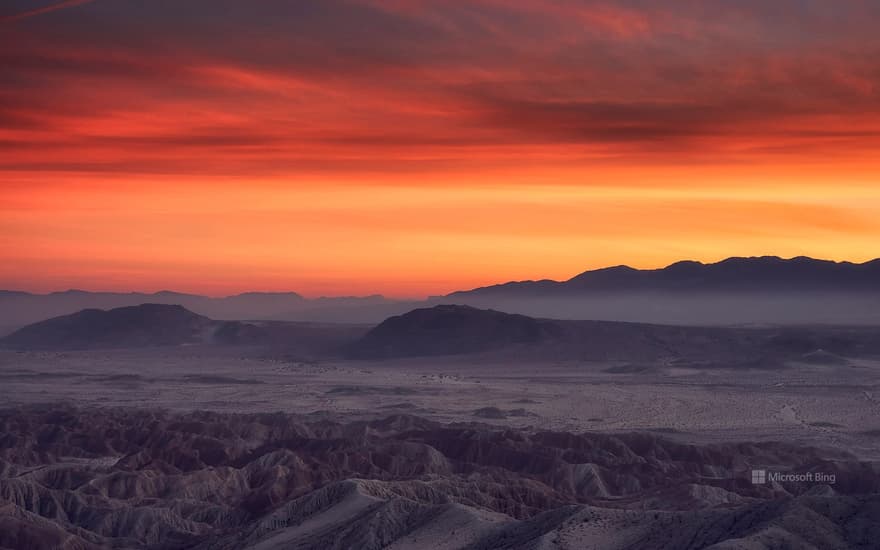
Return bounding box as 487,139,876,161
6,256,879,301
0,289,414,331
4,256,880,329
450,255,880,297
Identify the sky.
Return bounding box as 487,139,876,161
1,0,879,297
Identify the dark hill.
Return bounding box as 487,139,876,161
0,304,372,354
348,305,562,359
1,304,215,350
349,305,880,363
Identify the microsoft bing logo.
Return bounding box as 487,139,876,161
749,469,835,485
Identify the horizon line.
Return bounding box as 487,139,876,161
2,254,878,300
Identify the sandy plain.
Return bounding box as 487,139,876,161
3,346,878,460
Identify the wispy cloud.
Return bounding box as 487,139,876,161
2,0,880,176
0,0,97,23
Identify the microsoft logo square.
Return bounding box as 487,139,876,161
751,469,766,484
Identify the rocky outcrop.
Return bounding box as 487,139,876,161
0,405,877,548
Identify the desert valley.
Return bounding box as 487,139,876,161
1,258,880,549
4,1,880,547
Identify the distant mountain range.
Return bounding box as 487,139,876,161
0,289,415,335
448,256,880,297
8,303,880,368
2,256,880,330
0,289,401,318
443,256,880,325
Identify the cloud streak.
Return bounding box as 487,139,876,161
0,0,97,23
1,1,879,294
2,0,878,176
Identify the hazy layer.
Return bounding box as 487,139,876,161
3,347,878,460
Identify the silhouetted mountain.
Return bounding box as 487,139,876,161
1,304,215,350
1,304,372,354
0,290,29,297
450,256,880,297
437,256,880,325
348,305,563,358
349,305,880,362
4,256,880,329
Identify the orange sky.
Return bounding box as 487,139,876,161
2,0,879,297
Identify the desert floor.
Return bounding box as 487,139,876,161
2,346,878,460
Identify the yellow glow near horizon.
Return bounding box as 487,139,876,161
3,165,878,297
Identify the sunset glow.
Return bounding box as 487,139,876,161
2,0,879,296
